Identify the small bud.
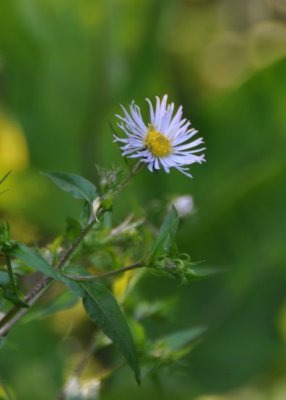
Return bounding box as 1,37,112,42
151,254,194,284
92,196,101,217
96,164,123,191
171,195,195,218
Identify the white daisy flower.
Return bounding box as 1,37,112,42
114,95,206,178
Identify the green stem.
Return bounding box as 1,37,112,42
111,161,144,198
56,216,97,270
0,162,144,336
5,254,17,294
63,261,145,281
0,216,97,336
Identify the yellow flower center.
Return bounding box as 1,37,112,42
145,127,172,157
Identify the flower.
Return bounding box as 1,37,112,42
114,95,206,178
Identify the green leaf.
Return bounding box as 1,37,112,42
0,266,28,308
65,217,83,242
60,276,85,298
10,243,58,279
1,287,28,307
80,201,92,225
0,222,11,251
42,170,97,204
145,327,206,376
135,298,177,321
157,327,206,353
186,266,227,281
141,327,206,379
59,265,87,297
80,280,141,384
147,206,179,263
0,271,10,286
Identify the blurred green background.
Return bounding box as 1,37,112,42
1,0,286,399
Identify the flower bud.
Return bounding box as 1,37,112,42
172,195,195,218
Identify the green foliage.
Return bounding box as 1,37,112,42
145,207,220,284
80,280,141,384
141,327,206,379
0,286,27,308
146,205,179,263
96,164,124,192
150,327,206,364
1,0,286,398
0,181,215,389
64,217,83,242
10,243,58,280
42,171,97,205
0,157,218,394
156,327,206,354
0,224,27,307
0,223,13,252
0,271,10,287
152,255,223,283
184,265,226,281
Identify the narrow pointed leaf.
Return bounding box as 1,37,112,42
10,243,58,279
157,327,206,352
1,287,28,307
147,205,179,263
0,271,10,286
59,266,86,297
80,280,141,384
42,171,97,204
186,266,227,281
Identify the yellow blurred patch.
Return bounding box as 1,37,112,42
78,2,102,30
0,114,29,174
52,299,85,335
112,270,134,303
9,216,39,243
0,384,9,399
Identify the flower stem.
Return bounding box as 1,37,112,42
63,261,145,281
111,161,144,197
0,215,98,336
0,163,144,336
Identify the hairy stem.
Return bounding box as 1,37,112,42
0,216,97,336
0,162,144,336
63,261,145,281
111,160,144,197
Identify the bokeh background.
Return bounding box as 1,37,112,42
1,0,286,399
